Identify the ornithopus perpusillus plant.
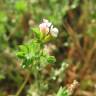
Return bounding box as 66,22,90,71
16,19,59,95
17,19,59,68
17,19,58,70
16,19,78,96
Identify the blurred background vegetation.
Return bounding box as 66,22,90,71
0,0,96,96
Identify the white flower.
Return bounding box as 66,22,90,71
50,27,59,37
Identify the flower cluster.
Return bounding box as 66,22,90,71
39,19,59,37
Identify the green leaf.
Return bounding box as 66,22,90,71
56,87,69,96
47,56,56,64
16,40,41,68
57,87,64,96
32,27,42,40
22,58,33,68
16,45,28,59
16,52,25,59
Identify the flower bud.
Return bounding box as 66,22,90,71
39,23,49,34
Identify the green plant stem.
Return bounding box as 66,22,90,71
15,73,30,96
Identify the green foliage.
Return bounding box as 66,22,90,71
17,44,55,69
32,27,42,40
16,25,56,69
16,40,40,68
17,40,56,68
47,56,56,64
56,87,69,96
